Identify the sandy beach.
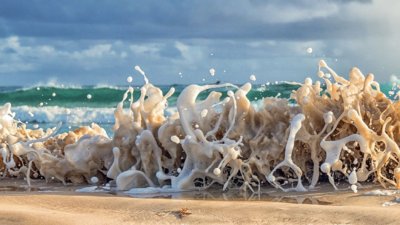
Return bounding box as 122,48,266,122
1,187,400,225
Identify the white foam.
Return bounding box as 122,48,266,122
75,186,107,193
127,76,133,83
14,106,116,124
170,135,180,144
383,197,400,207
363,189,399,196
90,176,99,184
209,68,216,76
124,187,182,195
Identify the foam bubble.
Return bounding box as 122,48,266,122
306,47,313,54
87,94,92,100
209,68,216,76
249,74,256,81
213,168,221,176
127,76,133,83
90,176,99,184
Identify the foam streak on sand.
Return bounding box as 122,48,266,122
2,60,400,194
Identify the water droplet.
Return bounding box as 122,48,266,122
127,76,133,83
209,68,216,76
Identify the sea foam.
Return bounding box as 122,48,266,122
1,60,400,195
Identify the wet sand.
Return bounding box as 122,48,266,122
1,184,400,225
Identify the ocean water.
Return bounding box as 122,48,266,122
0,82,393,135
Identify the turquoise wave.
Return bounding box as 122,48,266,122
0,82,395,108
0,83,302,108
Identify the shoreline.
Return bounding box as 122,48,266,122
0,188,400,225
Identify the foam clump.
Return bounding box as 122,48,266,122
2,61,400,194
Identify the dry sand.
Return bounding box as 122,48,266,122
1,188,400,225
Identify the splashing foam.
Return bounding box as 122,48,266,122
1,60,400,194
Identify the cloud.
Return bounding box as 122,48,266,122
0,0,399,86
71,44,115,59
0,0,377,40
129,44,160,55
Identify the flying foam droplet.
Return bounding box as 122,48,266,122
52,92,56,97
134,65,149,84
306,47,313,54
36,87,40,91
170,135,180,144
209,68,216,76
33,124,39,129
249,74,256,81
87,94,92,100
127,76,133,83
39,102,44,107
90,176,99,184
134,65,144,75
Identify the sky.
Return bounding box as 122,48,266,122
0,0,399,86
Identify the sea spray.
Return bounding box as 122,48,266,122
1,61,400,195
